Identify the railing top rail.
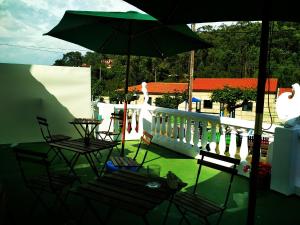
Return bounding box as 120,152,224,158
152,107,220,123
220,117,281,134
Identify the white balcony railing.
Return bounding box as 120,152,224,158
96,102,278,161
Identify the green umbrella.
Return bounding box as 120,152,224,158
45,10,211,156
123,1,300,225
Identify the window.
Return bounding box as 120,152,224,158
242,102,253,111
203,100,213,109
149,97,152,105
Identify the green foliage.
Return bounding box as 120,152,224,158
155,92,188,109
54,22,300,94
211,86,257,116
108,91,140,104
54,51,83,66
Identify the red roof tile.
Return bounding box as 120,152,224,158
128,82,188,94
278,87,292,96
128,78,278,94
193,78,278,93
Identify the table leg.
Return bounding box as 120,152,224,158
58,150,81,182
84,153,100,178
98,146,114,177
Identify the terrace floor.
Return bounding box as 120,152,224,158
0,141,300,225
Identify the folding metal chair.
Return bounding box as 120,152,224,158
36,116,71,161
106,130,153,172
170,150,240,225
96,112,123,151
13,147,77,221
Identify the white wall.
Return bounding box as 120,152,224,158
0,63,91,144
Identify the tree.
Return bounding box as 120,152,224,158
53,51,83,66
155,92,188,109
211,86,257,117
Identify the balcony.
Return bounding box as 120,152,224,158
97,102,280,177
1,138,300,225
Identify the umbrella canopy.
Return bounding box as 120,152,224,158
45,10,211,156
45,10,211,56
122,1,300,225
123,0,300,23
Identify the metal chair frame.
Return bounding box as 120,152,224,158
171,150,240,225
13,147,77,221
36,116,70,161
109,130,153,170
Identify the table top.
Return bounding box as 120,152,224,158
72,169,175,216
70,118,102,125
49,138,118,153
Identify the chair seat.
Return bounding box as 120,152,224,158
111,156,140,167
27,173,78,192
105,160,138,173
96,131,119,135
173,192,224,218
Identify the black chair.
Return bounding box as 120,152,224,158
36,116,71,161
13,147,77,221
106,130,153,172
96,113,123,141
96,113,123,152
171,150,240,225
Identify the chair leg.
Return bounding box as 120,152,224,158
162,195,174,225
175,204,192,225
215,210,225,225
142,215,150,225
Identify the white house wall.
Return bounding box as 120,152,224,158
0,63,91,144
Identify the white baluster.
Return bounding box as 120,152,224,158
186,118,191,145
218,125,226,155
173,116,178,140
193,120,200,152
239,129,249,162
179,117,184,143
132,110,137,134
151,113,156,135
201,121,208,150
156,113,161,135
167,114,172,138
209,122,217,153
229,127,237,158
161,113,166,136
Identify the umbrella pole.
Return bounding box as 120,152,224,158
121,34,132,157
247,18,270,225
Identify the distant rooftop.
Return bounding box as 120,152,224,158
128,78,278,94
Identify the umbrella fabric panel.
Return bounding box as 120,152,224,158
45,11,212,57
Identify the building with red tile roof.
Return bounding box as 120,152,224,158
193,78,278,93
127,78,280,123
128,82,188,94
128,78,278,94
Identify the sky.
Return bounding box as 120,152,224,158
0,0,230,66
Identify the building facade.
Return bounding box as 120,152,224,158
128,78,283,124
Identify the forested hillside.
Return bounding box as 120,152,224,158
53,21,300,97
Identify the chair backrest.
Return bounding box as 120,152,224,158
133,131,153,165
36,116,52,143
13,147,53,189
106,113,123,132
193,150,240,208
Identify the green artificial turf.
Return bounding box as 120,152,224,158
0,141,300,225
